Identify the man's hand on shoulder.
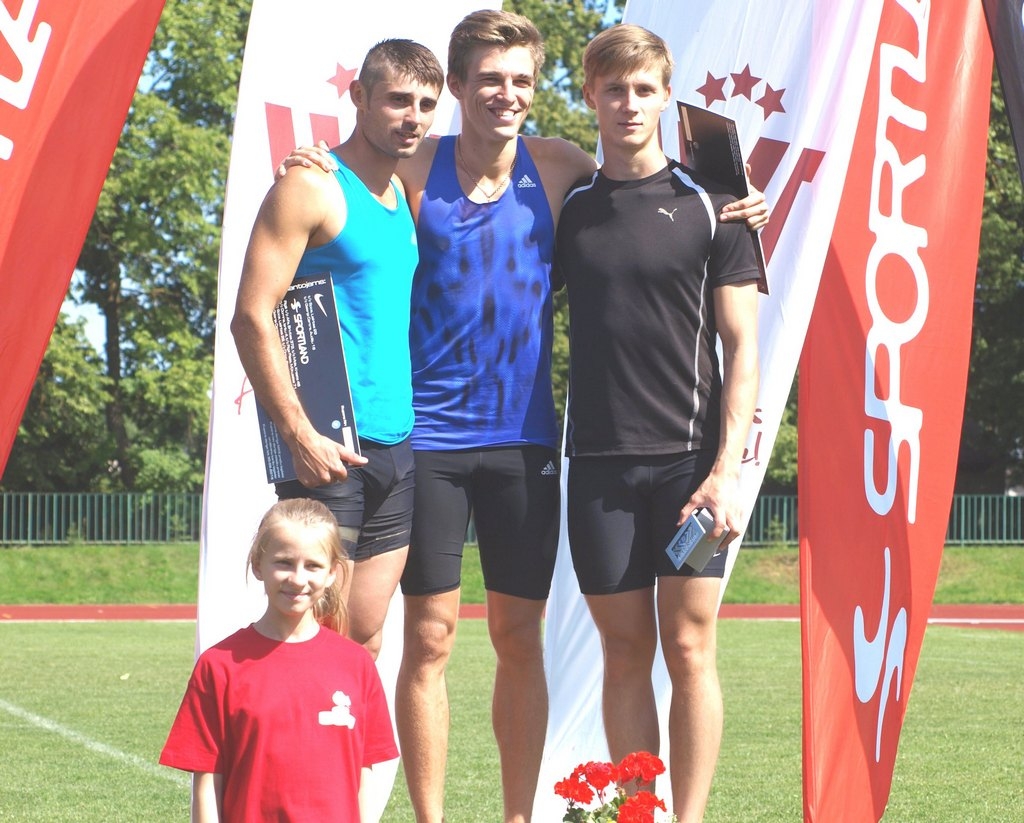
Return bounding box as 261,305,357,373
275,140,337,180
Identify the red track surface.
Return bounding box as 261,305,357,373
1,603,1022,630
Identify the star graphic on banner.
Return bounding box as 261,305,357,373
730,64,761,100
756,83,786,119
696,72,727,106
327,63,358,98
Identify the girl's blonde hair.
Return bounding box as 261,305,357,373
247,499,349,634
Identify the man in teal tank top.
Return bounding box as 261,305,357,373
231,40,443,663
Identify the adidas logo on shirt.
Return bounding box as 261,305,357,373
517,174,538,189
540,460,558,477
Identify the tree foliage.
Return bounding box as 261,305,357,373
960,75,1024,491
763,379,798,492
3,316,114,491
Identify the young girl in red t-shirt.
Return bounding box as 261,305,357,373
160,499,398,822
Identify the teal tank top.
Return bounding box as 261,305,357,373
294,154,417,444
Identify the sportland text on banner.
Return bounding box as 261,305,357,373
799,3,991,821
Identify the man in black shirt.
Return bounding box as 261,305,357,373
555,23,762,823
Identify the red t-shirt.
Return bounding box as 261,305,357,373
160,625,397,822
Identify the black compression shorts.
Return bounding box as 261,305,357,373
566,450,727,594
275,438,414,561
400,445,560,600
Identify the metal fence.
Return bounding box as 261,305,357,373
1,492,1021,545
0,493,203,544
743,494,1023,546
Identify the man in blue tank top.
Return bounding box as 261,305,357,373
395,14,766,823
283,12,768,822
231,40,443,663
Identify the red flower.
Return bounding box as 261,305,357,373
555,752,672,822
617,790,667,823
554,775,595,806
616,751,666,786
582,760,617,792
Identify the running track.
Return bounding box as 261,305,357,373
2,603,1022,631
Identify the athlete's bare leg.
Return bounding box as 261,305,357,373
396,588,461,823
584,586,661,764
343,546,408,659
657,576,722,823
487,591,548,823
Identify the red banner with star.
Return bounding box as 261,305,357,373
798,2,992,820
0,0,165,474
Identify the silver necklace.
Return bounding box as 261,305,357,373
456,136,516,202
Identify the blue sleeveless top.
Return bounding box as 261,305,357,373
294,154,416,444
410,136,558,450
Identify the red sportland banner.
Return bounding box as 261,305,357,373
0,0,165,474
799,3,992,821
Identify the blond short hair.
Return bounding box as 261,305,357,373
583,24,673,88
448,9,545,82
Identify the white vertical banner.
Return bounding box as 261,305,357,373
537,0,885,816
199,2,493,819
798,4,992,819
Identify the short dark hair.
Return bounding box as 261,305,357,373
359,39,444,96
448,9,545,82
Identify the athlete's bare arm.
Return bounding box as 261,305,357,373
520,135,598,224
231,165,367,487
678,280,760,542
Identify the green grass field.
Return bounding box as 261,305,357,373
1,543,1022,605
0,543,1021,820
0,620,1020,822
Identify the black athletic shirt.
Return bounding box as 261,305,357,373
555,160,759,457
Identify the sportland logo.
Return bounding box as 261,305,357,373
855,0,930,761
